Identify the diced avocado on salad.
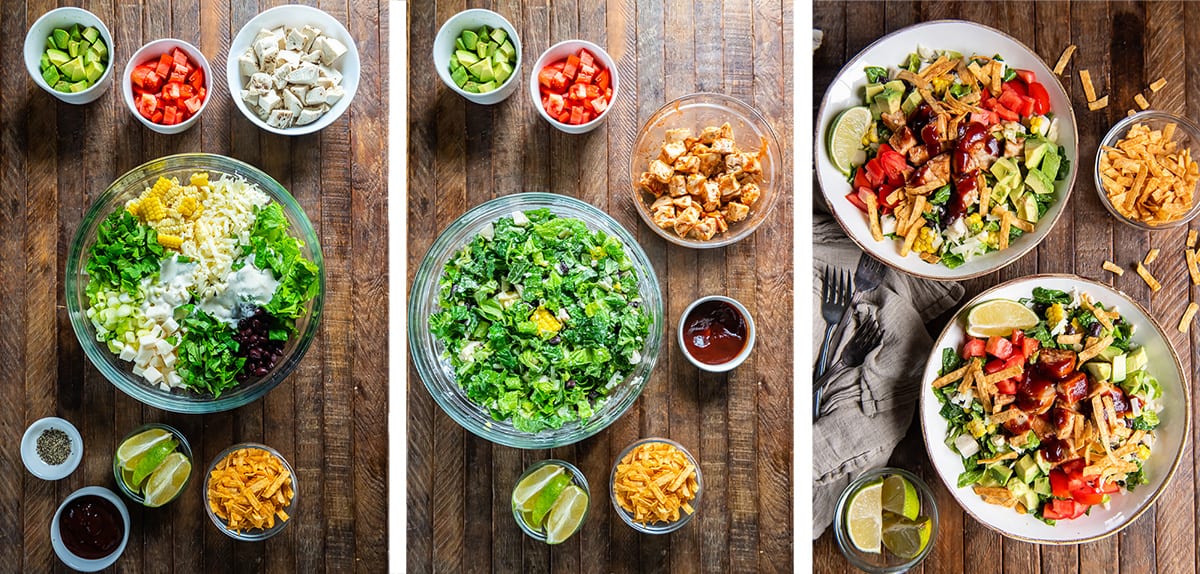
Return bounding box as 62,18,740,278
40,24,109,93
828,47,1070,268
448,25,517,94
429,209,653,433
933,287,1160,524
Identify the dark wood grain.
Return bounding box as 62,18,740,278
0,1,388,571
407,1,794,572
814,2,1198,573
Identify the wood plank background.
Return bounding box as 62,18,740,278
0,1,388,571
408,1,793,571
814,2,1198,573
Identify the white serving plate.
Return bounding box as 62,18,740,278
920,275,1189,543
815,20,1079,280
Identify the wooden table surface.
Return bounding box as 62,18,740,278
408,1,792,571
0,2,388,572
814,2,1197,573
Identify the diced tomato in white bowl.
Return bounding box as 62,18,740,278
122,39,211,134
529,40,618,134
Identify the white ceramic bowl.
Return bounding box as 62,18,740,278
815,20,1079,281
24,7,115,105
677,295,756,372
51,486,130,572
529,40,619,134
21,417,83,481
122,39,212,134
433,9,522,105
227,5,360,135
920,275,1189,544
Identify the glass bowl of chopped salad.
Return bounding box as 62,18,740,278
409,192,664,449
920,275,1189,543
66,153,324,414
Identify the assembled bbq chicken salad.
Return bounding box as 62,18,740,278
827,48,1071,268
932,288,1161,524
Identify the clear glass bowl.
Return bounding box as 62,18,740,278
609,437,702,534
408,192,664,449
65,153,324,414
628,92,783,248
202,443,297,541
112,423,193,507
834,467,939,573
511,459,590,543
1095,110,1200,230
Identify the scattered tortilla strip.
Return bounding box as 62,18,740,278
900,219,924,257
999,211,1012,250
1079,334,1115,364
1179,302,1198,333
1080,293,1114,330
1011,217,1035,233
1053,44,1077,75
1088,96,1109,111
978,452,1019,465
1143,248,1160,265
1150,77,1167,92
984,364,1023,384
907,196,927,233
207,447,294,534
1128,109,1137,118
957,360,977,396
1057,333,1084,346
932,364,970,389
919,252,941,264
865,194,883,242
1103,260,1125,275
1187,249,1200,284
990,60,1002,95
613,441,699,525
1134,93,1150,110
1080,69,1097,102
1136,261,1162,291
1188,230,1196,248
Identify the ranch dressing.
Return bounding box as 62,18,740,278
198,260,280,326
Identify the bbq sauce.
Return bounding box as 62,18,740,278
683,300,747,365
60,495,123,559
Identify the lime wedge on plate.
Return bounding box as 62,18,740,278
966,299,1040,338
881,513,932,559
881,475,920,520
512,464,565,512
544,485,588,544
527,474,572,530
116,428,172,470
845,477,884,553
142,452,191,507
828,106,873,175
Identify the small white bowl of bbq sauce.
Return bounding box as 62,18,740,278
678,295,755,373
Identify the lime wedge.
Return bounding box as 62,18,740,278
544,485,588,544
527,474,572,530
142,452,191,507
845,477,883,553
120,466,144,492
881,513,932,559
116,428,172,470
828,106,873,175
130,438,178,487
512,464,565,512
966,299,1040,338
881,475,920,520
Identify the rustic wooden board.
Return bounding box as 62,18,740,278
407,1,793,571
814,2,1197,573
0,1,388,571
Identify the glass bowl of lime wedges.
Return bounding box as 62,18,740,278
112,423,193,508
834,467,938,573
511,459,590,544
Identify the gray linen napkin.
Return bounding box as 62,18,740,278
811,211,964,539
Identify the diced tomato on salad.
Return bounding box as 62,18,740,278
537,48,613,126
130,49,206,126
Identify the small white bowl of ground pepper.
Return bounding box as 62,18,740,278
22,417,83,480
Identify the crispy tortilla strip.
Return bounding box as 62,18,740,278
1150,77,1167,92
978,452,1019,465
1187,249,1200,285
886,187,905,206
1088,96,1110,111
1135,93,1150,110
1136,261,1162,291
1080,292,1114,330
1189,230,1197,248
865,194,883,242
1011,217,1035,232
967,61,988,88
919,56,956,81
984,364,1023,384
991,407,1024,424
897,69,931,90
1053,44,1077,75
993,393,1015,413
1079,334,1115,363
900,215,924,257
999,211,1012,250
1179,301,1198,333
957,360,977,396
1092,396,1115,454
990,60,1003,95
933,364,970,389
979,174,990,218
919,252,941,264
1143,248,1160,265
973,486,1015,500
1080,69,1097,102
908,180,945,196
1103,260,1125,275
908,195,928,232
1056,333,1084,346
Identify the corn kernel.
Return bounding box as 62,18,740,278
140,196,166,221
178,196,199,218
190,172,209,187
150,176,173,198
126,201,141,217
157,234,183,250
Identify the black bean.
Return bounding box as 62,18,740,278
1088,322,1103,337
